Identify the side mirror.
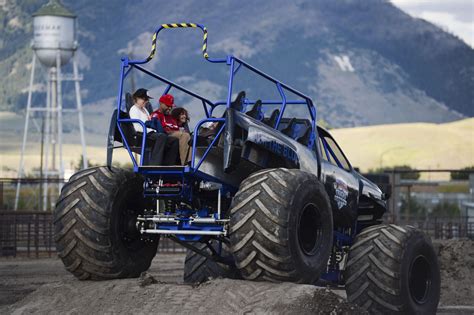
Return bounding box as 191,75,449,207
383,186,392,200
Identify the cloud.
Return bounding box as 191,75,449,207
175,76,225,100
75,50,91,71
419,11,474,47
212,38,258,59
151,77,226,126
117,31,163,69
391,0,474,47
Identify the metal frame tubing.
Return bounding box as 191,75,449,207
113,22,320,173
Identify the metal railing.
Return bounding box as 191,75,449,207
2,211,471,259
0,212,54,257
385,214,474,239
364,170,474,223
1,169,473,257
0,178,65,211
0,212,184,258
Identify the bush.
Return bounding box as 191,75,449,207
74,156,99,171
112,161,133,170
368,165,420,180
400,196,426,217
450,166,474,180
317,118,331,129
431,201,461,218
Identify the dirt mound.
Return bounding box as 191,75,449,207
5,278,364,314
0,255,365,314
5,277,364,314
3,239,474,313
435,239,474,306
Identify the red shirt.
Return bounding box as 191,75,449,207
150,110,179,133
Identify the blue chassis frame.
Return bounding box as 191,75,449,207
112,23,356,283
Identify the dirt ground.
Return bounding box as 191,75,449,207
0,240,473,314
0,254,364,314
434,239,474,306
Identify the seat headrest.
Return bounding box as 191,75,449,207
125,93,134,113
230,91,246,111
297,126,312,146
265,109,280,127
282,118,297,137
246,100,264,121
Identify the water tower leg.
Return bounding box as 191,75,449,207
43,70,52,211
73,55,87,169
50,68,56,176
14,54,37,211
56,51,64,192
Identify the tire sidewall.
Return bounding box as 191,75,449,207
288,178,333,282
400,231,440,314
109,171,157,275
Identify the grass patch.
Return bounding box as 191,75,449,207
437,183,469,193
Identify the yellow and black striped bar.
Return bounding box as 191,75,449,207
162,23,197,28
145,23,209,62
146,32,158,62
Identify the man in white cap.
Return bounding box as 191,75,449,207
129,88,179,165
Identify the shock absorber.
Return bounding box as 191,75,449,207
328,247,338,271
164,199,175,213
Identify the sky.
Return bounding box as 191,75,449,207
391,0,474,47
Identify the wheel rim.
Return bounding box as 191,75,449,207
297,203,323,256
118,193,146,251
120,208,141,247
409,255,432,304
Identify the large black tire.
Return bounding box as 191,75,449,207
344,224,440,314
229,168,333,283
183,240,241,283
54,167,158,280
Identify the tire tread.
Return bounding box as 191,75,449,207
345,224,440,314
54,166,157,281
183,241,241,283
230,168,333,284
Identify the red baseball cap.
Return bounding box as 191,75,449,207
159,94,174,107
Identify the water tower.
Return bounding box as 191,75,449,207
14,0,88,211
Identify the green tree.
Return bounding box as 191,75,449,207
368,165,420,180
399,197,427,218
112,161,133,170
317,118,331,130
450,166,474,180
75,156,99,171
431,201,460,218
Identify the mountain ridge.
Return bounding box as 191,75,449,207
0,0,472,127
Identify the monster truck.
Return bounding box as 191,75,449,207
54,23,440,314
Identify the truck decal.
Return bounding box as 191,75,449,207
333,178,349,209
254,138,299,165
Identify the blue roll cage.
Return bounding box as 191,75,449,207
114,23,321,177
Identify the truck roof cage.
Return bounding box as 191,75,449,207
112,23,319,177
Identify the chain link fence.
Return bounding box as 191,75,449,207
0,212,185,258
